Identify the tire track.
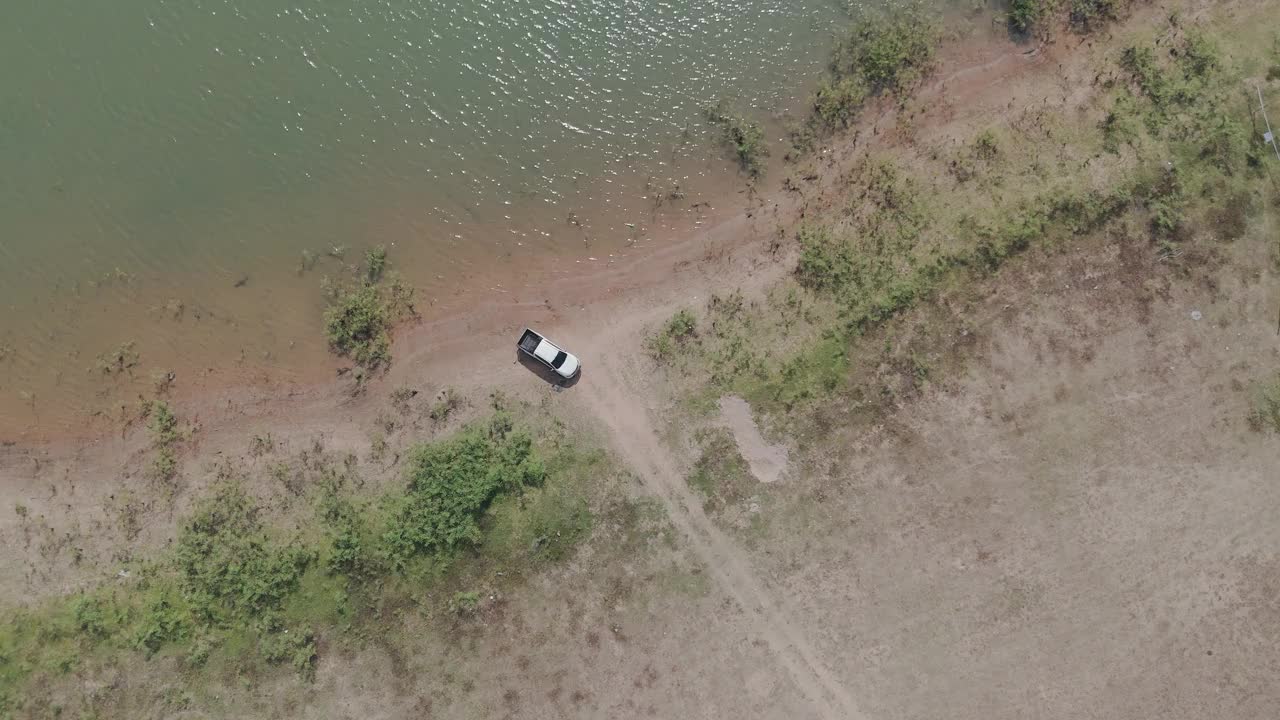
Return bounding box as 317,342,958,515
578,350,862,720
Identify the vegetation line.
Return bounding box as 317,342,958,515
0,405,622,713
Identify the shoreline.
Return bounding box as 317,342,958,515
0,22,1036,606
0,154,759,445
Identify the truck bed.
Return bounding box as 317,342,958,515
517,329,543,354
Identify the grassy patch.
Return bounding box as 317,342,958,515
428,388,465,423
1247,374,1280,433
94,341,140,377
803,5,939,134
646,309,698,363
686,429,754,514
661,18,1271,443
0,410,627,714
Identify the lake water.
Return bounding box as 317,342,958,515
0,0,848,437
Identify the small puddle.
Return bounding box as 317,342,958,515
718,395,788,484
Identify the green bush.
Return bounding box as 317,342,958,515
429,388,465,423
173,485,314,622
832,7,938,93
325,284,392,370
665,310,697,340
382,414,546,569
1101,94,1143,153
0,411,609,707
132,594,190,657
1181,30,1220,79
1070,0,1122,31
323,248,415,370
147,401,183,481
149,447,178,482
450,591,481,616
1121,32,1221,118
1007,0,1053,36
148,401,180,446
72,595,120,639
798,6,939,136
813,76,868,129
259,626,317,679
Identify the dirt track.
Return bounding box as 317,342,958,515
579,327,862,719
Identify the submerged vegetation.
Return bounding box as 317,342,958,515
703,101,768,176
0,407,625,713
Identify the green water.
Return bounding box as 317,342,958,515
0,0,847,434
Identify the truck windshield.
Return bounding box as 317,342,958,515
551,351,568,369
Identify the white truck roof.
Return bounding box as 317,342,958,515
532,339,561,365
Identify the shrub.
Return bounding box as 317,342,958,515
325,284,392,370
813,76,868,129
833,7,938,93
317,475,379,578
148,401,181,446
132,595,189,657
259,626,317,679
665,310,697,340
1070,0,1122,31
450,591,481,616
973,130,1000,161
1121,45,1172,106
1101,94,1143,153
365,246,387,284
323,248,415,370
147,401,183,481
173,485,313,622
1180,30,1220,79
381,414,546,569
150,447,178,483
1007,0,1053,36
72,595,118,639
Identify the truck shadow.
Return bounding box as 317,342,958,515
515,350,582,389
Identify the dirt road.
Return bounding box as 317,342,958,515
577,332,862,719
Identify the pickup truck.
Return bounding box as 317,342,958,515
517,328,581,379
